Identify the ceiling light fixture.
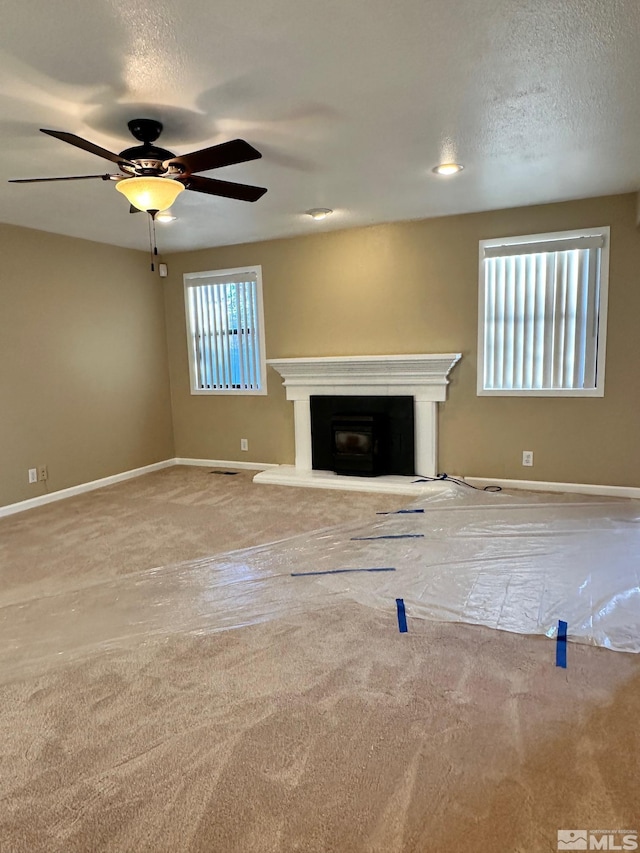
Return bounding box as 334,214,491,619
115,176,185,214
306,208,333,220
432,163,464,176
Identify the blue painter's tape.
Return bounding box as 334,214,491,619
396,598,408,633
556,620,568,668
351,534,425,540
291,567,396,577
376,509,425,515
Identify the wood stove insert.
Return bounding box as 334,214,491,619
311,395,415,477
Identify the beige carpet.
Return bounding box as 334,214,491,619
0,467,638,852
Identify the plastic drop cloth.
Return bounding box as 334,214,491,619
1,483,639,681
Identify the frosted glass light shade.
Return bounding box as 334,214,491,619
115,177,185,212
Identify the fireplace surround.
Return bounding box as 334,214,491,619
312,395,414,476
253,354,461,493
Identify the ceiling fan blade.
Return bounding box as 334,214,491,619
179,174,267,202
8,174,116,183
40,129,136,168
167,139,262,175
129,205,143,214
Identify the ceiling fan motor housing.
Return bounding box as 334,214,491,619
119,119,184,176
118,144,182,177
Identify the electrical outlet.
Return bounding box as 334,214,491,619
240,438,249,452
38,465,48,481
522,451,534,467
28,468,38,484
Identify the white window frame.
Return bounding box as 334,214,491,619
477,226,610,397
184,265,267,396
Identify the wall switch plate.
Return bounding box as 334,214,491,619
28,468,38,484
522,451,534,467
158,263,168,277
240,438,249,451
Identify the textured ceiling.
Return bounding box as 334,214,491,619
1,0,640,252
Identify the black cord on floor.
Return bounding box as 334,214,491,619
412,473,502,492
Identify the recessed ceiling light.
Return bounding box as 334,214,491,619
306,208,333,220
432,163,464,176
155,212,177,222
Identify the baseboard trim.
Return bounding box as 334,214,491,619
174,457,278,472
464,476,640,500
0,460,175,519
2,461,636,519
0,458,279,519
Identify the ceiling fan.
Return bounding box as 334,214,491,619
9,118,268,214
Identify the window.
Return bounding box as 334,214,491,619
477,227,609,397
184,266,267,395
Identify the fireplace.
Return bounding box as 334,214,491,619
254,354,461,493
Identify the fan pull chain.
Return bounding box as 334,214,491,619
151,210,158,271
147,212,159,272
147,214,154,272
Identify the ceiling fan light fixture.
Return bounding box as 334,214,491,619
432,163,464,176
115,176,185,212
306,208,333,221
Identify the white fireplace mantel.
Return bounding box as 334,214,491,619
266,354,461,399
262,354,461,485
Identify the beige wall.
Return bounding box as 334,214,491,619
2,193,638,507
164,193,640,488
0,223,174,508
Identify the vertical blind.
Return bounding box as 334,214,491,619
482,235,605,391
186,272,262,391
